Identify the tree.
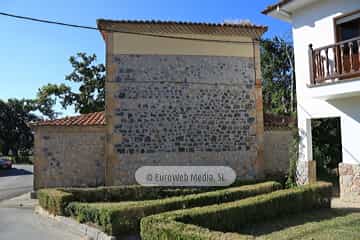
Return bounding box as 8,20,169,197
36,53,105,118
0,99,38,158
34,84,70,119
261,37,295,115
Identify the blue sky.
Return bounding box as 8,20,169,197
0,0,290,116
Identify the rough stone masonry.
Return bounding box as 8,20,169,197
107,54,261,184
98,19,268,185
33,126,106,189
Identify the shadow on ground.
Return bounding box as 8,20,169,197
118,234,141,240
0,168,33,177
238,208,360,236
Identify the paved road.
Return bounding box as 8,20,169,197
0,164,33,201
0,164,81,240
0,207,82,240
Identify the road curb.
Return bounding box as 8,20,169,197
35,206,116,240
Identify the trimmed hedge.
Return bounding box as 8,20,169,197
66,181,281,236
38,189,75,215
37,179,273,216
38,185,206,216
140,182,333,240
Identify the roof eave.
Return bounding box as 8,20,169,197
96,19,268,39
262,0,319,22
261,0,294,15
97,19,108,41
265,7,293,23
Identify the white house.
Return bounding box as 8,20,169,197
263,0,360,202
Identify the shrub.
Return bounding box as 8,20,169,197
37,189,75,215
140,182,332,240
38,185,207,215
37,178,279,216
286,128,300,188
67,185,215,202
66,181,281,236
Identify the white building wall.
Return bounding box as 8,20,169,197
291,0,360,166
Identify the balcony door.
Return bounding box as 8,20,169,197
335,10,360,74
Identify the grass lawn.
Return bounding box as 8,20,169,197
239,209,360,240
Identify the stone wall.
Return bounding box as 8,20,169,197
263,130,292,175
106,54,264,185
339,163,360,203
33,126,106,190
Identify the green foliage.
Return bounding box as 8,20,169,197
37,189,75,215
35,53,105,118
65,185,206,203
64,182,281,236
37,180,280,216
312,118,342,177
140,182,332,240
7,154,34,164
0,99,38,159
35,83,70,119
261,37,295,115
38,185,206,216
286,128,300,188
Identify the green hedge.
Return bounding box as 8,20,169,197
64,185,208,202
38,185,207,215
38,189,75,215
37,179,274,216
140,182,332,240
66,181,281,236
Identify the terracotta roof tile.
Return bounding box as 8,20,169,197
32,112,106,127
97,19,267,30
262,0,293,14
97,19,267,38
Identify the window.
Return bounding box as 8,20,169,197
334,10,360,74
336,13,360,41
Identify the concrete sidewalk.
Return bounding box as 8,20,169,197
0,192,37,208
0,192,82,240
332,198,360,209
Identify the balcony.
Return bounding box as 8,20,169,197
309,36,360,86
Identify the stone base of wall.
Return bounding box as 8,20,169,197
339,163,360,203
109,151,258,185
296,160,316,185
